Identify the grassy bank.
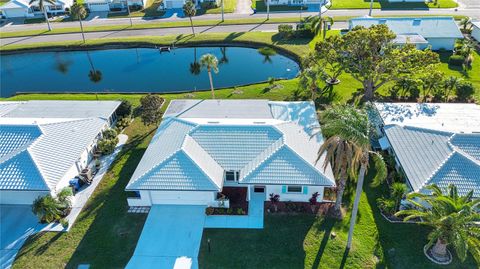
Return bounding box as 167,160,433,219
330,0,457,9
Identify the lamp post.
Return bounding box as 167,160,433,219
221,0,224,21
266,0,270,20
126,0,133,26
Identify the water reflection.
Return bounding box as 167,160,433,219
0,47,299,97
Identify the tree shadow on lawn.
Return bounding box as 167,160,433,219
199,215,316,269
271,34,311,46
437,51,471,79
63,127,156,269
363,167,478,269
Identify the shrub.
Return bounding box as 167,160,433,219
449,54,465,66
200,1,217,9
205,207,214,215
227,208,233,214
97,137,119,155
102,128,118,140
31,188,73,224
140,94,163,126
129,4,142,11
278,24,294,39
116,116,131,131
377,197,396,215
116,100,132,118
455,81,475,101
236,208,245,215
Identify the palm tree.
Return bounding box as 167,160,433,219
459,17,472,32
460,39,475,69
30,0,56,31
69,3,87,43
317,105,386,223
32,195,62,223
317,105,387,248
200,53,219,99
442,76,461,102
396,184,480,264
183,0,196,36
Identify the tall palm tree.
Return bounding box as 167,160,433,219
459,17,472,32
183,0,196,36
30,0,56,31
396,184,480,264
317,105,387,247
69,3,87,43
219,47,228,64
200,53,219,99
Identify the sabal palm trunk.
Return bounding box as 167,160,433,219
332,167,347,218
208,69,215,99
432,238,448,258
43,6,51,31
347,158,367,249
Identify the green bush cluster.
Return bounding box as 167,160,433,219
98,128,119,155
32,187,73,224
448,54,465,66
278,24,294,39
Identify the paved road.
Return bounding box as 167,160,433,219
3,22,342,46
1,7,479,33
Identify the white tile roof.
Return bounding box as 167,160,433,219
0,101,120,192
377,103,480,197
126,100,335,191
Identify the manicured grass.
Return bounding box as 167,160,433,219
0,17,301,39
0,0,8,6
330,0,458,9
253,0,307,11
201,0,238,14
107,0,166,18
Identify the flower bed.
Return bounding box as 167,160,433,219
265,201,333,215
205,206,248,215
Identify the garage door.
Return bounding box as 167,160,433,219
150,190,214,205
126,205,206,269
165,0,184,8
88,3,110,11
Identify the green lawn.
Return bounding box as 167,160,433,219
2,31,479,268
107,0,166,18
253,0,307,11
0,0,8,6
200,0,238,14
330,0,458,9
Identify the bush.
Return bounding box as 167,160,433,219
129,4,142,11
455,81,475,101
140,94,163,126
200,1,217,9
278,24,294,39
97,137,119,155
116,116,131,131
205,207,214,215
102,128,118,140
449,54,465,66
32,188,73,224
236,208,245,215
116,100,132,118
377,197,396,215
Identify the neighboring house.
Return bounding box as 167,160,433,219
0,0,72,18
371,102,480,197
349,17,463,50
125,99,335,207
268,0,325,6
471,21,480,42
84,0,145,12
0,100,120,205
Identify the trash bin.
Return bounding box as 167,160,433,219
69,177,83,192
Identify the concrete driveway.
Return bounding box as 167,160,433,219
126,205,206,269
0,205,42,269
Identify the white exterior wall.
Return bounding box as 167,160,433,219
0,191,49,205
472,25,480,42
265,185,325,202
425,38,457,51
127,190,152,206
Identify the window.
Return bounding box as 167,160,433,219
225,171,240,182
287,186,302,193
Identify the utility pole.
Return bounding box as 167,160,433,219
126,0,133,26
221,0,224,21
266,0,270,20
368,0,373,16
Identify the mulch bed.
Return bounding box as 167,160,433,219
207,187,249,215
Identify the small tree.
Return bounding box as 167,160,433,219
455,81,475,101
32,188,73,224
442,76,461,102
310,35,345,84
140,94,163,126
269,193,280,212
70,4,87,43
183,0,196,36
390,182,407,212
419,65,444,101
102,128,118,140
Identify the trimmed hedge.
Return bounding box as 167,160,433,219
449,54,465,66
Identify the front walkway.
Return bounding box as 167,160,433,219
0,135,127,269
204,192,264,229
